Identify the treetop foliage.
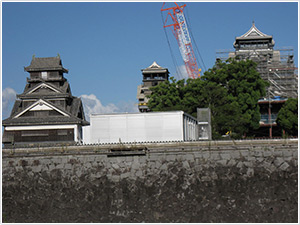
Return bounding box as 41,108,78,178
276,98,298,136
148,58,268,139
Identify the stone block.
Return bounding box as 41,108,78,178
256,157,264,163
263,151,272,157
193,165,203,172
185,154,195,161
160,164,168,171
273,150,283,157
94,155,107,163
108,157,118,163
48,164,55,171
132,161,140,170
216,159,228,166
91,173,102,179
292,150,298,158
123,156,132,162
292,159,298,167
91,161,99,167
111,163,120,170
139,156,146,164
230,151,241,158
64,164,72,170
55,163,64,169
116,157,125,164
266,164,277,173
135,170,143,177
282,150,293,157
110,175,120,182
201,176,211,182
243,161,253,168
202,151,210,160
166,154,176,161
155,161,162,169
274,158,284,167
211,152,221,160
261,161,271,168
120,172,130,179
148,154,160,162
279,162,290,171
220,153,231,160
246,168,254,177
227,159,237,166
240,150,249,157
182,161,190,170
32,165,42,173
247,156,256,162
251,150,263,157
133,156,139,163
211,171,218,180
75,169,83,178
193,152,202,159
61,157,69,164
236,161,244,168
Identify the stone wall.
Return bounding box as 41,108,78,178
2,139,298,223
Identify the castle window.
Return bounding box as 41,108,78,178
41,72,48,79
57,130,68,136
21,130,49,137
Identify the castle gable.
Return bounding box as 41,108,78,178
14,99,70,119
27,83,63,95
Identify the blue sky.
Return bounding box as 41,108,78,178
2,1,298,120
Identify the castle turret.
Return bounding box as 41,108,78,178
2,55,89,147
137,61,169,112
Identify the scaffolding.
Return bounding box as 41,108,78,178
216,47,298,98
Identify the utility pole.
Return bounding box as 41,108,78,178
268,66,272,139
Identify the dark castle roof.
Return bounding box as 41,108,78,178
3,97,89,126
24,55,69,73
234,23,275,47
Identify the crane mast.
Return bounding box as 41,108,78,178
161,2,201,79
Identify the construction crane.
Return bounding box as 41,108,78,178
161,2,201,79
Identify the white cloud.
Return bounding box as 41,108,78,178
115,100,139,114
2,87,17,119
80,94,139,121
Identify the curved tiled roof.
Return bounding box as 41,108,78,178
24,55,68,73
237,22,272,40
233,23,275,48
142,61,169,74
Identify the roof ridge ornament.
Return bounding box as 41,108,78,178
149,61,161,68
240,22,270,38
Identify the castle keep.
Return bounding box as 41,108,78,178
227,23,297,98
217,23,298,138
2,55,89,146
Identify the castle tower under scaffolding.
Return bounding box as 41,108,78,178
216,22,298,99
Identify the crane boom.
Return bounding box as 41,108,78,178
161,2,201,79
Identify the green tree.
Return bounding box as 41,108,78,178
202,58,267,137
276,98,298,136
148,77,185,111
147,58,268,139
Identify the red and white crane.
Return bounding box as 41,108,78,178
161,2,201,79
